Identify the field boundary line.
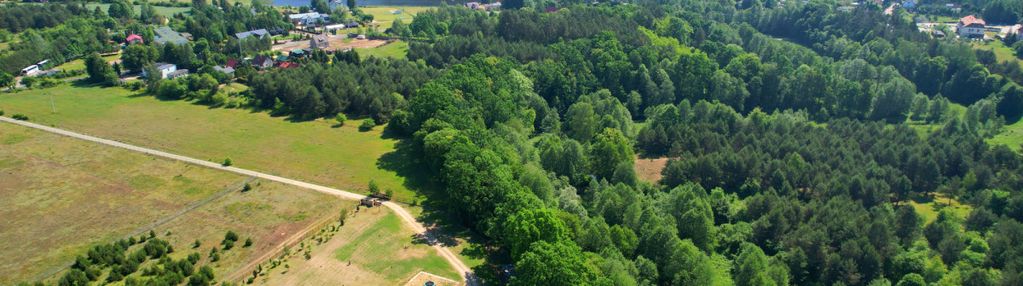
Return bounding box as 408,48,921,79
32,177,256,282
0,117,474,284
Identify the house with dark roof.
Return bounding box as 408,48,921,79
957,15,986,39
310,35,330,50
235,29,270,40
154,26,189,45
252,55,274,69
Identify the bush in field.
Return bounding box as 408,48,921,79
358,119,375,131
335,113,347,126
12,114,28,120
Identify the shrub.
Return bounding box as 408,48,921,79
222,158,233,166
241,183,252,192
358,119,376,131
0,110,4,116
193,240,201,248
11,114,28,120
335,113,347,126
244,238,253,247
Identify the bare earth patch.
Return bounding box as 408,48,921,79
634,156,670,184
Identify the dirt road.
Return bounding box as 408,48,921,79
0,116,475,284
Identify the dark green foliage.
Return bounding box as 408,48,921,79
248,58,436,122
85,53,119,86
358,119,375,131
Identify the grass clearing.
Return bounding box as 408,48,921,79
156,180,349,284
357,40,409,59
360,6,433,31
0,121,350,284
0,123,226,283
973,40,1023,70
906,194,972,225
0,83,417,203
53,54,121,72
257,207,460,285
989,119,1023,152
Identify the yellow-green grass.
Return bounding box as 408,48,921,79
53,54,121,72
0,84,417,203
256,207,460,285
155,180,350,284
0,123,240,284
360,6,433,31
331,210,460,281
989,118,1023,152
331,212,460,281
906,194,972,225
357,40,408,59
906,102,968,138
84,3,191,17
973,40,1022,70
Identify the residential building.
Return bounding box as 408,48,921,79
142,63,178,79
252,55,274,69
213,65,235,75
235,29,270,40
957,15,986,39
289,12,329,27
125,34,144,45
311,35,330,50
154,26,189,45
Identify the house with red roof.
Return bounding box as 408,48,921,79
125,34,144,45
957,15,986,39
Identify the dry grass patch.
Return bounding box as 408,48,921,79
0,123,240,284
634,156,669,184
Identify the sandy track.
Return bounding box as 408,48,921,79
0,116,474,284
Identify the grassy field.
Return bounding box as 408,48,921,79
972,41,1022,69
156,180,350,285
85,3,190,17
0,122,347,285
53,54,121,72
0,122,236,284
257,207,460,285
0,84,418,203
360,6,433,31
357,40,409,59
906,194,972,225
989,118,1023,152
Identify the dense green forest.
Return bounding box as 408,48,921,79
4,0,1023,285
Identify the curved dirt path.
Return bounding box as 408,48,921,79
0,117,474,283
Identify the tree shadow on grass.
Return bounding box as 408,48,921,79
378,138,491,263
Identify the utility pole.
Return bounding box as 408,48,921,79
48,91,56,113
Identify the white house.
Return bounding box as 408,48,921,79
957,15,986,39
143,63,178,79
289,12,329,27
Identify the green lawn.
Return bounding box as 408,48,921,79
907,194,972,225
357,40,408,59
989,118,1023,152
973,41,1023,70
0,84,419,203
53,54,121,72
360,6,433,31
334,211,460,281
